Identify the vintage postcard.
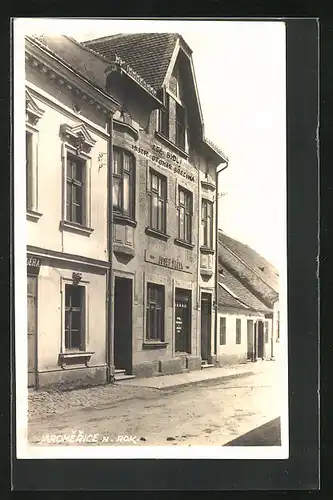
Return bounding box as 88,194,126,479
14,18,288,460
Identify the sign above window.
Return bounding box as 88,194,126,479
131,143,195,183
144,250,192,274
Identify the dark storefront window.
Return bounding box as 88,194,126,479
178,187,193,243
66,154,85,224
113,148,135,218
147,169,167,233
220,317,227,345
65,284,85,350
201,199,214,248
236,318,242,344
146,283,165,342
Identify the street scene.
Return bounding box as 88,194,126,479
16,19,287,456
28,359,281,447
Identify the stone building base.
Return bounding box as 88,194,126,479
37,365,108,391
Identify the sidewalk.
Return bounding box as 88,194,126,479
115,360,271,390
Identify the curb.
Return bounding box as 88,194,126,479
149,370,257,391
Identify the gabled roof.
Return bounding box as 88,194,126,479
218,267,272,314
83,33,179,92
218,231,279,293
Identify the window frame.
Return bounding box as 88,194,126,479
157,90,170,139
61,277,89,353
219,317,227,345
112,147,136,220
61,142,93,235
177,186,193,244
25,124,42,221
201,199,214,249
175,101,186,151
146,283,165,342
236,318,242,345
147,168,167,234
66,153,85,225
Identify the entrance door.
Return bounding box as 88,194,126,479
200,293,212,362
114,277,133,373
27,275,37,388
175,289,191,353
247,319,254,361
257,320,264,359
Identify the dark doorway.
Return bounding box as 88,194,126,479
257,320,264,359
114,277,133,373
27,275,37,388
200,293,212,362
247,319,254,361
175,289,191,354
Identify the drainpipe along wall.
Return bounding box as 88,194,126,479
214,161,228,359
107,115,114,382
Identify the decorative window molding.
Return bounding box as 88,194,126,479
60,126,95,233
26,89,45,126
26,91,44,220
60,122,96,155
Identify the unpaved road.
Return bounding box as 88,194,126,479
28,364,283,447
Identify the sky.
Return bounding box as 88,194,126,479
20,19,286,271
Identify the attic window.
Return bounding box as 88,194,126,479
169,73,179,99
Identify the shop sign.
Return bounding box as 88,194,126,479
131,143,195,183
144,250,192,274
27,255,41,275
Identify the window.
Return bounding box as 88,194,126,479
146,284,165,342
264,321,269,343
26,131,33,211
158,93,170,138
148,169,167,233
236,318,242,344
65,284,85,350
201,199,214,248
178,187,193,243
113,148,135,218
66,154,85,225
220,317,226,345
175,103,186,150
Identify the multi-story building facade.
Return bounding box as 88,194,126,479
25,35,120,389
84,33,228,378
24,32,228,389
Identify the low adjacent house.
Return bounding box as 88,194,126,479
217,231,280,365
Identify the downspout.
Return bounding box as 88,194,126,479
214,161,228,360
106,114,114,382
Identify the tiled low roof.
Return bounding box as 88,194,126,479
218,231,279,293
218,267,272,314
83,33,179,92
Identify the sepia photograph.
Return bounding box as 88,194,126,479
14,18,288,460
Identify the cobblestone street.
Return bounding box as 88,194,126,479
28,362,283,447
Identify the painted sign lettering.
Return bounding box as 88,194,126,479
131,144,195,182
144,250,192,274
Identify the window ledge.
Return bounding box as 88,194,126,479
145,226,170,241
201,179,216,191
113,214,138,228
200,245,215,255
26,210,43,222
113,119,139,141
155,131,189,159
200,269,213,278
142,341,168,349
58,351,94,368
60,221,94,237
174,238,194,250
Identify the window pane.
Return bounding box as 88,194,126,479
71,286,82,307
123,174,130,214
179,189,185,206
124,154,131,172
185,213,191,242
113,150,122,174
26,132,33,209
74,204,83,224
179,207,185,239
71,311,81,330
113,178,122,209
65,328,70,349
151,173,158,192
73,184,82,204
151,195,158,228
158,200,164,231
70,329,81,349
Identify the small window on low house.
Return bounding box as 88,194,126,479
219,317,226,345
65,284,85,351
236,318,242,344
